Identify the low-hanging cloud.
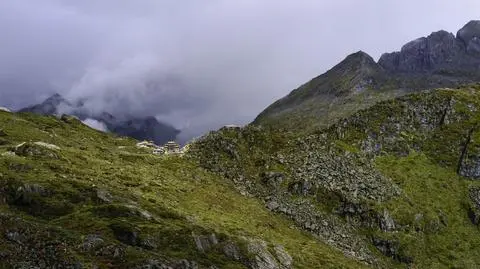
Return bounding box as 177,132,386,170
82,118,109,132
0,0,479,140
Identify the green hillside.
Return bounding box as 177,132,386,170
190,84,480,268
0,111,366,268
2,85,480,268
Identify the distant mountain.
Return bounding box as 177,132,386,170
19,94,179,144
254,20,480,133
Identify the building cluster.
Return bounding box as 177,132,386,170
136,140,186,155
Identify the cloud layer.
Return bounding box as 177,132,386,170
0,0,479,139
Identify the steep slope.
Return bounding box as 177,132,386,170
254,51,396,132
255,20,480,133
20,94,179,144
189,84,480,268
0,110,367,268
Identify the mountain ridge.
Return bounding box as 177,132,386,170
19,93,180,145
254,20,480,133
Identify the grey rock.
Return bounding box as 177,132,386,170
468,187,480,225
379,209,396,232
266,200,280,211
248,240,280,269
247,239,292,269
273,245,293,268
223,242,242,261
80,234,104,251
261,172,285,188
192,233,218,253
13,142,59,159
467,37,480,55
172,260,198,269
5,231,25,244
136,260,172,269
96,189,113,203
33,141,60,150
457,20,480,46
378,30,471,73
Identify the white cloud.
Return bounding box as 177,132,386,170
82,118,109,132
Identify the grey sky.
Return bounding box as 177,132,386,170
0,0,479,139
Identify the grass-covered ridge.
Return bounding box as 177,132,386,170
0,111,365,268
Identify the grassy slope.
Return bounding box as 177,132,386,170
375,153,480,268
0,111,365,268
328,86,480,268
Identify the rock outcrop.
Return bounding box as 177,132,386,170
379,21,480,74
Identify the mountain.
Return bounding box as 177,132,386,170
254,20,480,133
4,20,480,269
20,93,73,115
19,94,179,145
190,84,480,268
5,84,480,268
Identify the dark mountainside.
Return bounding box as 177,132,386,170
2,20,480,269
254,20,480,133
19,94,179,145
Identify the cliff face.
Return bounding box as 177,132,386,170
379,21,480,74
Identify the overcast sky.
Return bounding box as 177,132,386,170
0,0,479,139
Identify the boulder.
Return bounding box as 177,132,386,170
13,142,59,159
468,187,480,225
223,242,243,261
378,209,396,232
95,189,113,203
33,141,61,150
247,239,292,269
192,233,218,253
80,234,104,252
261,172,285,189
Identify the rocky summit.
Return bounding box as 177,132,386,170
2,20,480,269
